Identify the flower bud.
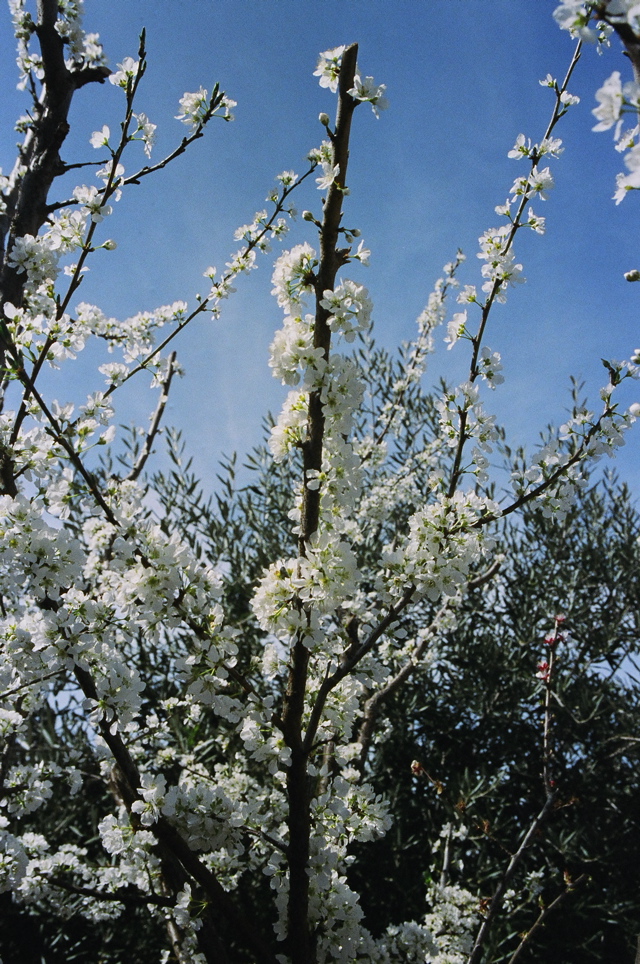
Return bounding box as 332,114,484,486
625,269,640,282
318,112,330,127
302,210,315,221
629,402,640,417
102,239,117,250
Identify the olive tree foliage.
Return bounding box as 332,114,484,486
0,2,639,964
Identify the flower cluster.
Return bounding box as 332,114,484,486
314,44,388,116
379,491,500,604
553,2,640,199
175,87,236,129
553,1,614,42
591,70,640,201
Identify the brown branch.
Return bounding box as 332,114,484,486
357,600,450,766
541,642,558,797
303,583,416,757
505,874,589,964
0,669,62,701
356,559,501,767
13,363,120,525
299,47,359,550
126,351,177,481
602,5,640,84
48,876,174,907
0,0,109,382
472,401,621,531
466,794,557,964
72,665,278,964
279,44,359,964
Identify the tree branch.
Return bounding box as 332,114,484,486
0,0,109,385
72,665,278,964
126,351,177,482
280,44,359,964
446,40,582,498
466,794,557,964
505,874,589,964
48,876,174,907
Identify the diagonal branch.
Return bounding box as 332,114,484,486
505,874,589,964
446,40,582,499
126,351,177,482
466,794,557,964
72,665,278,964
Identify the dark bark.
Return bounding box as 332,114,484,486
73,666,278,964
280,44,359,964
0,0,109,385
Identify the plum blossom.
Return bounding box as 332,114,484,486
314,45,346,92
90,125,110,148
552,2,603,42
320,280,373,341
176,89,236,130
445,311,468,349
109,56,139,88
316,160,341,191
348,73,389,117
613,145,640,202
592,71,624,131
271,242,318,313
133,112,156,156
73,184,111,222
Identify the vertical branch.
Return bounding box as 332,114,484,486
299,43,359,549
606,12,640,84
0,0,109,452
539,614,565,796
541,644,557,796
280,43,358,964
465,617,567,964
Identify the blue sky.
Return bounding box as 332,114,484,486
1,0,639,493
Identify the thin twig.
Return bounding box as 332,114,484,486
126,351,177,481
466,794,556,964
447,40,582,499
48,876,174,907
505,874,589,964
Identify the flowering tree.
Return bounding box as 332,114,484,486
1,2,639,963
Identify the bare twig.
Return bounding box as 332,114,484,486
466,794,557,964
126,351,177,481
48,876,174,907
506,874,589,964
